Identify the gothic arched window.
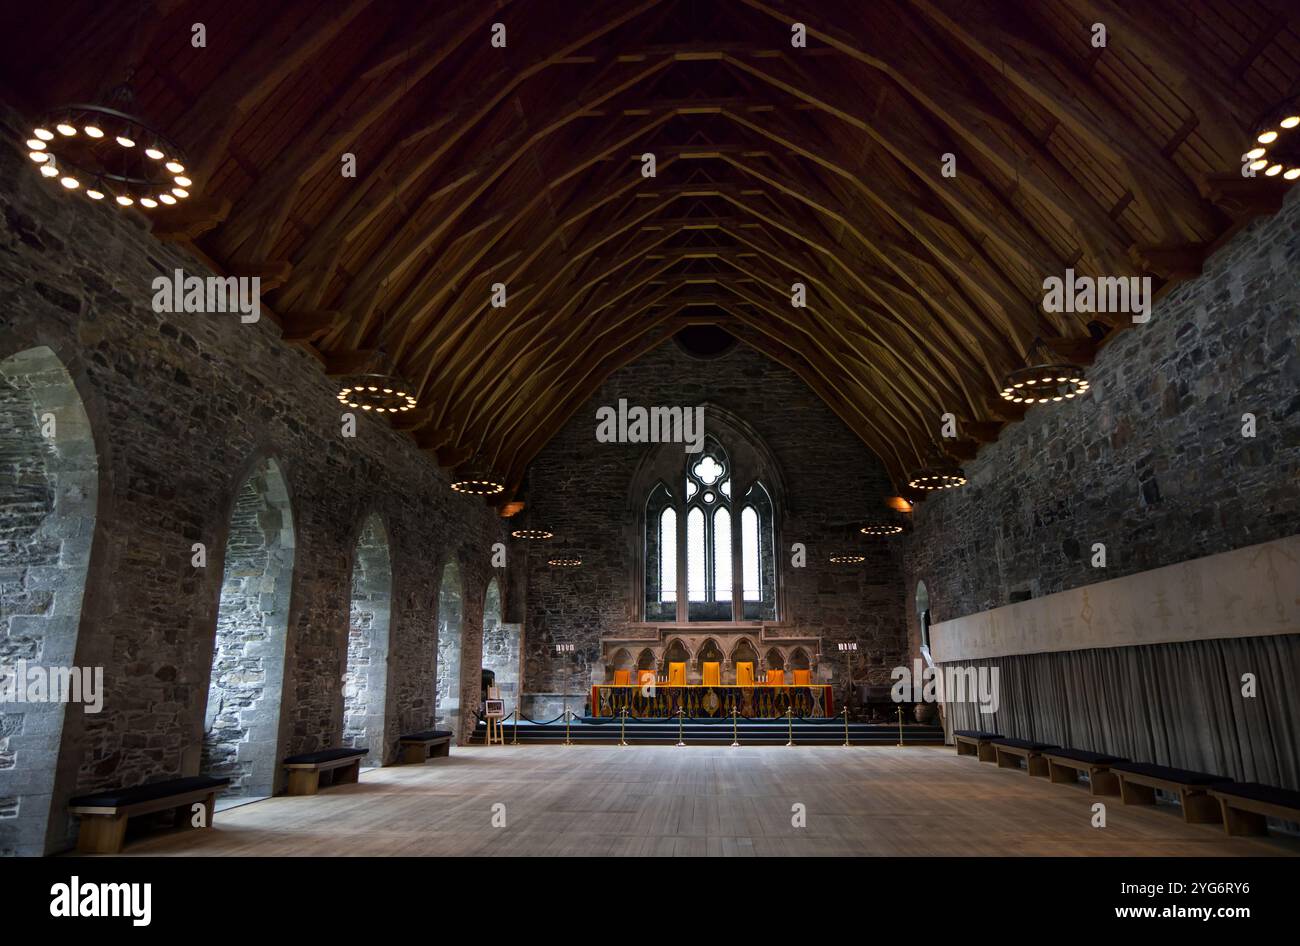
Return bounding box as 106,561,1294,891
643,435,777,622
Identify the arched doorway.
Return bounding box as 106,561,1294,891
480,577,520,714
435,560,463,741
202,456,295,797
916,580,932,654
343,514,392,766
0,347,99,856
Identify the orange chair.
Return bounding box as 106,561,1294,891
613,669,632,686
668,662,686,685
766,669,785,685
702,662,721,686
637,669,656,687
735,662,755,686
792,669,811,686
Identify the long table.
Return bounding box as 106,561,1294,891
591,684,835,719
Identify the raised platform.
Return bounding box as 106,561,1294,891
472,715,945,745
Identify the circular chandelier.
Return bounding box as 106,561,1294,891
907,467,967,491
451,463,505,495
27,90,194,208
547,557,582,567
1247,99,1300,181
511,529,553,539
859,523,904,536
336,374,418,415
829,553,865,564
1000,364,1089,405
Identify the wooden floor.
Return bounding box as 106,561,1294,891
99,746,1297,857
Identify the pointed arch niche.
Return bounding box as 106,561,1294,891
343,513,392,766
0,347,98,857
632,406,784,624
203,456,296,796
480,576,520,714
435,560,464,742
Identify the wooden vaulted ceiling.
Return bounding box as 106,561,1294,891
5,0,1299,503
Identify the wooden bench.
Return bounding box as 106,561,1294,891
953,729,1002,762
68,775,230,854
398,729,453,764
1043,748,1128,795
992,738,1057,778
1112,762,1229,823
282,747,367,796
1210,782,1300,837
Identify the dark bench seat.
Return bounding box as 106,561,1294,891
953,730,1002,762
992,738,1058,777
1210,782,1300,837
68,775,230,854
1111,762,1230,823
1043,748,1129,796
398,730,453,764
282,747,367,796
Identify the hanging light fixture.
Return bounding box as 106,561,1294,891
510,529,553,540
999,363,1089,405
828,553,865,564
547,556,582,567
335,375,418,415
859,523,904,536
27,85,195,209
451,460,506,495
1247,98,1300,182
906,466,967,491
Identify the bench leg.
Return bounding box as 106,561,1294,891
1119,778,1156,806
432,740,450,758
977,742,997,763
1181,790,1222,825
1026,754,1050,778
956,741,974,757
996,749,1017,769
401,744,426,765
1049,761,1077,785
1220,801,1267,837
336,760,360,785
77,813,129,854
1089,769,1120,796
287,769,321,796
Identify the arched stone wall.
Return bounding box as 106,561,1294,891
201,456,295,796
344,513,392,766
0,347,98,857
435,560,463,741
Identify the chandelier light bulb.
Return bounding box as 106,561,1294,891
165,160,184,173
159,193,176,204
1258,130,1279,144
56,122,77,136
60,176,79,189
1286,168,1300,181
29,151,48,163
26,138,46,150
1281,116,1300,129
174,175,192,187
34,127,53,141
40,163,59,178
172,187,189,198
116,195,133,206
84,125,104,138
145,146,164,160
87,188,105,200
1266,164,1283,176
116,135,135,147
139,196,158,208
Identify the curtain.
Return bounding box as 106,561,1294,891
943,633,1300,790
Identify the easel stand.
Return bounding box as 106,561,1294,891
486,715,505,746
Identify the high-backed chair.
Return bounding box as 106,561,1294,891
735,662,755,686
702,662,721,686
766,669,785,685
637,669,656,687
613,669,632,686
668,662,686,685
792,669,811,686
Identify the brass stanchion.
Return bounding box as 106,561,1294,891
842,703,851,747
564,709,573,747
785,705,794,747
511,710,518,746
730,704,740,748
619,705,628,748
896,705,904,747
675,706,686,747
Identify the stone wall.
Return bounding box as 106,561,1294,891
904,191,1300,650
0,101,504,852
520,341,907,715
